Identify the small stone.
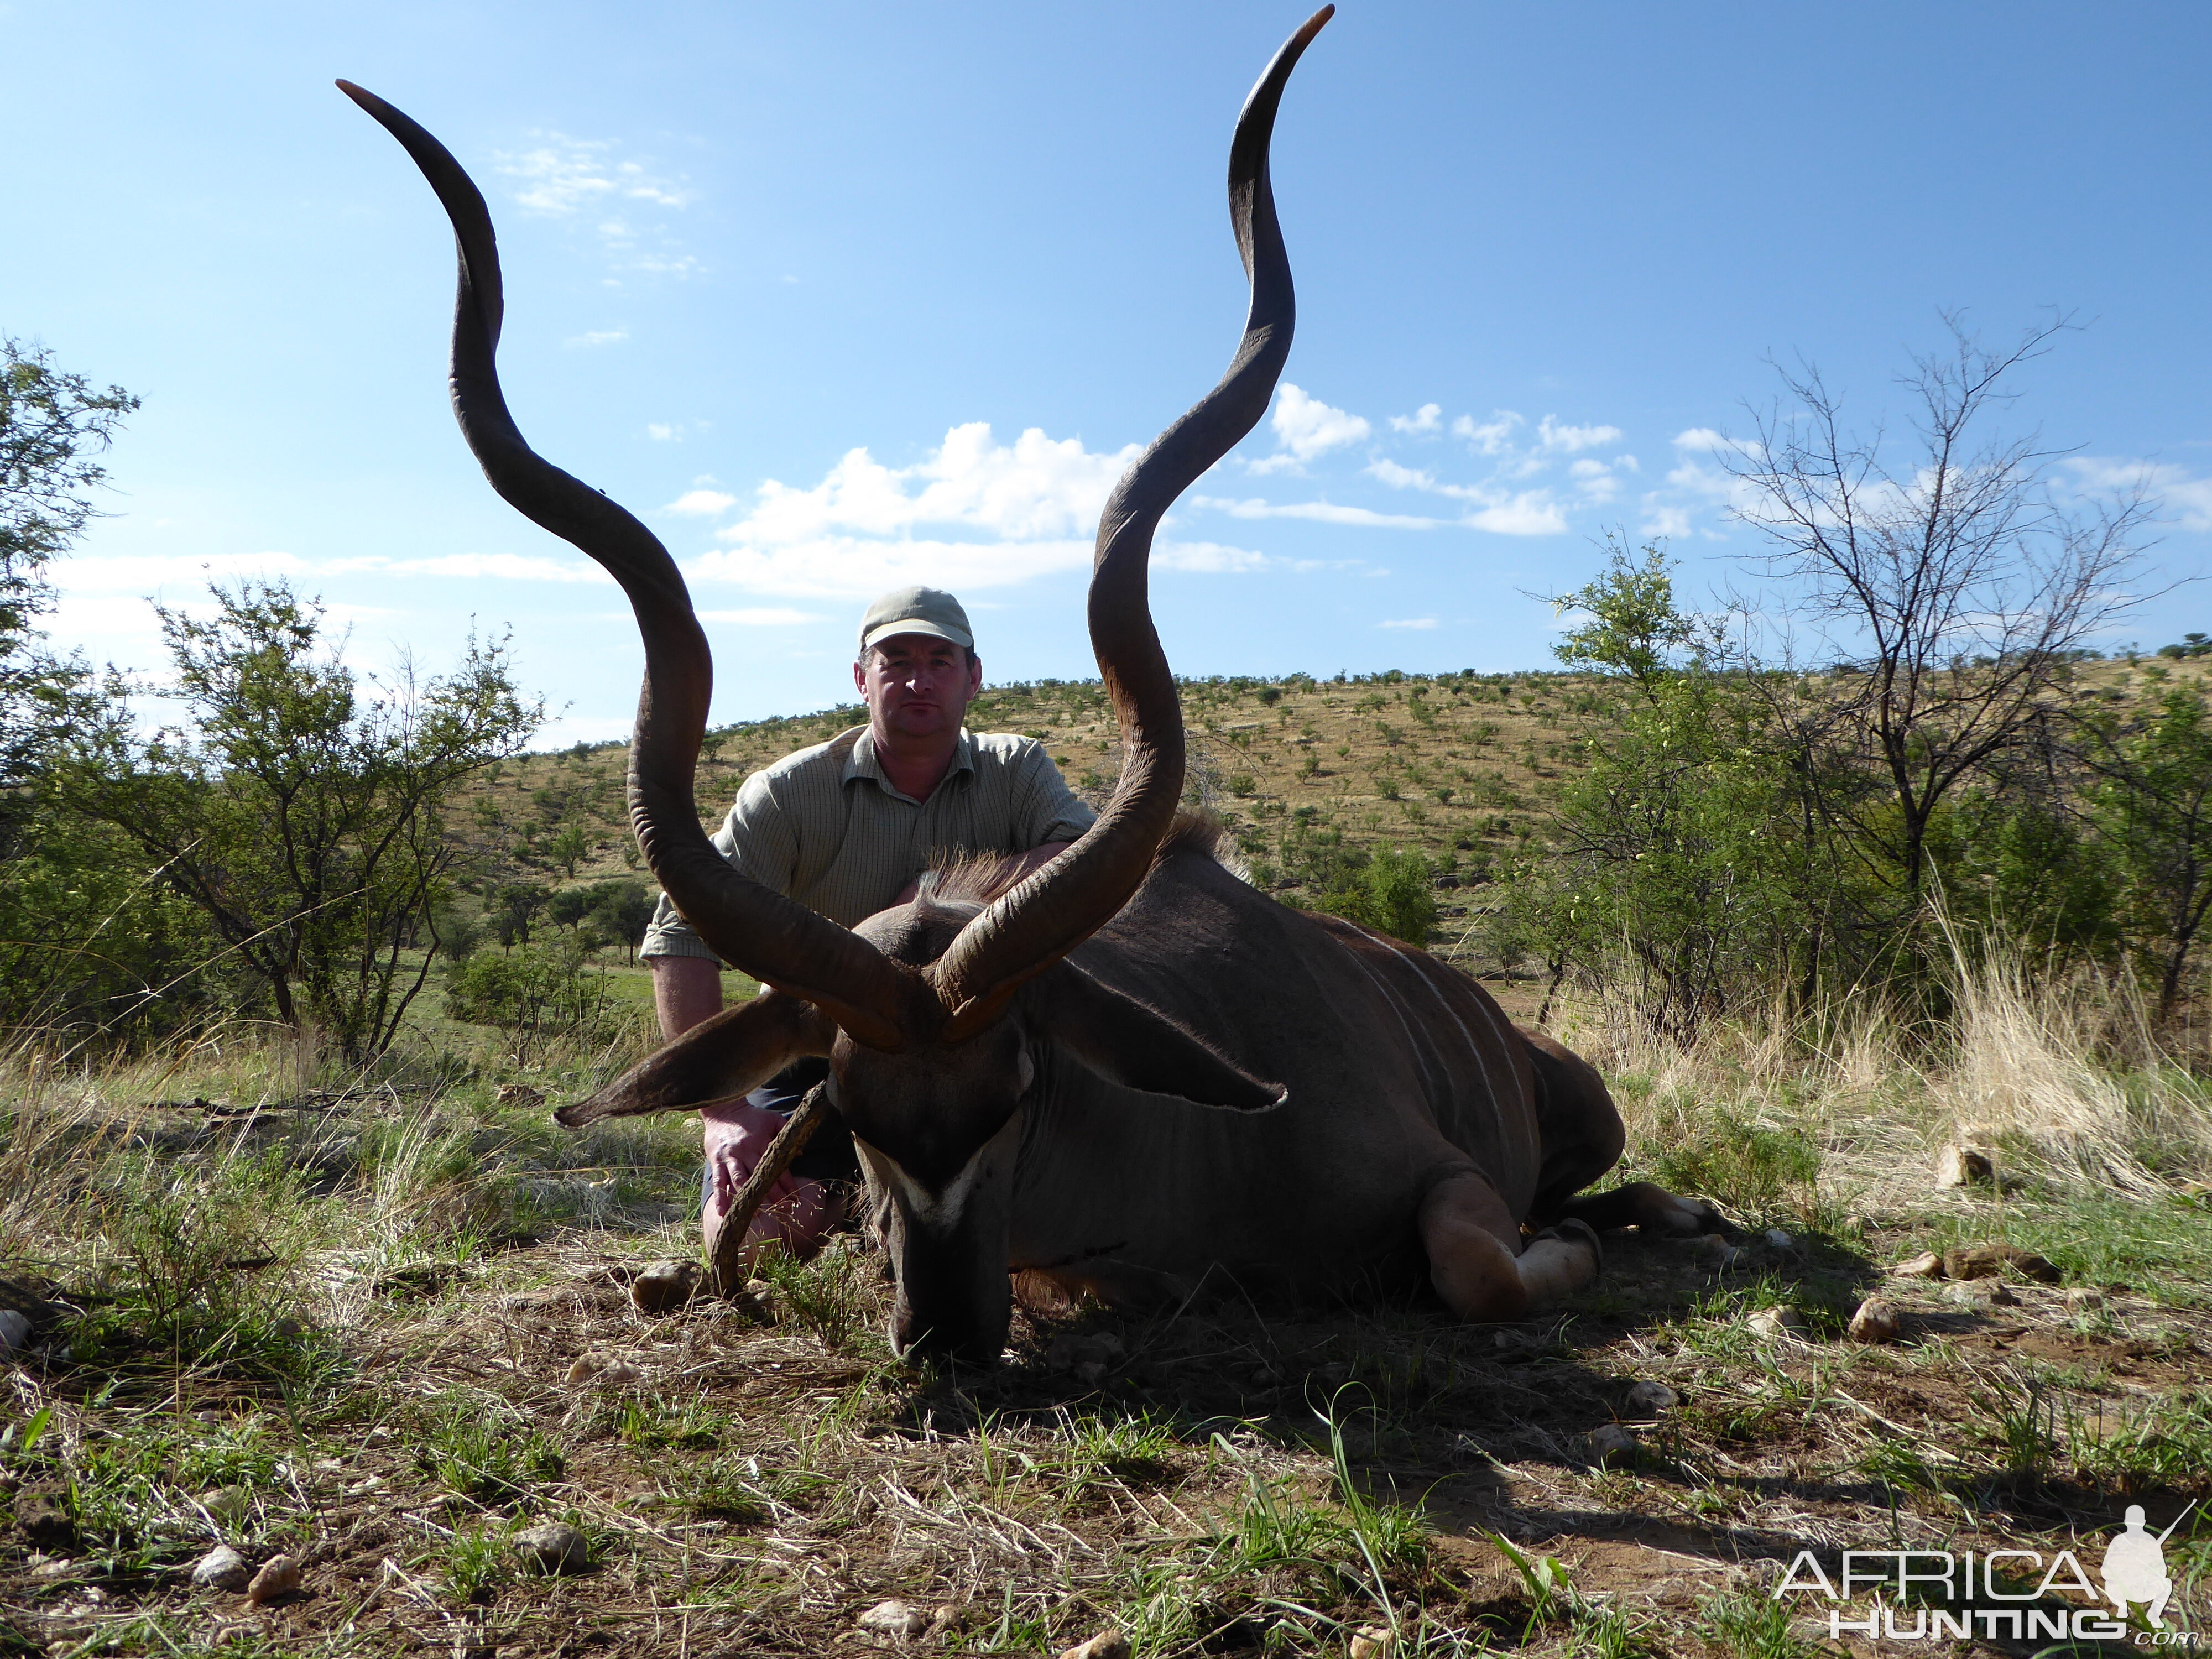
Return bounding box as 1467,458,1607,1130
630,1259,705,1314
1848,1298,1900,1344
1946,1279,2018,1308
1890,1252,1944,1279
1943,1243,2060,1284
200,1485,249,1524
1623,1381,1679,1417
1694,1234,1738,1270
0,1308,31,1351
245,1553,300,1604
1746,1306,1806,1339
31,1555,76,1579
926,1603,971,1635
1057,1631,1133,1659
1581,1423,1638,1467
857,1599,930,1640
1349,1629,1394,1659
2065,1287,2106,1313
1936,1145,1995,1188
1761,1228,1793,1250
513,1521,589,1575
495,1083,545,1110
191,1543,252,1590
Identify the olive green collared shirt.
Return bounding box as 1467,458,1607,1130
639,726,1097,962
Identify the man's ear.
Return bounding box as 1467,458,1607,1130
1023,963,1286,1113
557,989,835,1126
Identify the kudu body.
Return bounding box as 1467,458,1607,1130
343,8,1720,1361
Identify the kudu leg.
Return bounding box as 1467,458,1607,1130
1418,1172,1602,1321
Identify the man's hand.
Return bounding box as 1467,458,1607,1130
700,1098,842,1263
650,954,724,1039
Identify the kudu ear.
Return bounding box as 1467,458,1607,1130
556,988,834,1126
1025,964,1286,1113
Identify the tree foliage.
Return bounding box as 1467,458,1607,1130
55,581,540,1062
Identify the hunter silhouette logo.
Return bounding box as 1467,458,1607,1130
2104,1503,2191,1629
1772,1501,2199,1642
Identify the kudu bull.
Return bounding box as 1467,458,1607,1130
342,8,1722,1361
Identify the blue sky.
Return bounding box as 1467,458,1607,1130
6,2,2209,743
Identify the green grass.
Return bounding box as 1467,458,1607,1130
413,1389,564,1505
1917,1190,2212,1306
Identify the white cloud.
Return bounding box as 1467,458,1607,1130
1460,494,1569,536
696,607,826,626
1153,541,1272,573
1452,411,1524,455
1389,403,1442,435
1536,415,1623,453
1366,459,1436,491
691,421,1150,599
2065,456,2212,533
648,423,681,442
1672,427,1735,455
690,536,1093,599
564,327,628,349
1265,383,1371,464
1378,617,1438,630
1641,506,1694,539
666,489,738,517
1190,495,1437,529
495,133,694,217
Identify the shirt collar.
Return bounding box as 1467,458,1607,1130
846,726,975,803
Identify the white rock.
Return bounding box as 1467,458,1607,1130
0,1309,32,1352
857,1599,930,1639
1847,1298,1900,1344
1694,1234,1738,1269
1623,1381,1679,1417
191,1544,252,1591
1058,1631,1133,1659
1761,1229,1793,1250
1889,1252,1944,1279
245,1553,300,1604
513,1522,589,1575
1746,1306,1806,1339
1349,1630,1394,1659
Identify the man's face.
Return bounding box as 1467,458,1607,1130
855,633,982,744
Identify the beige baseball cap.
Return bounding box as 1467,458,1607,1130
858,585,974,654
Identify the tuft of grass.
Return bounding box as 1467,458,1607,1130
1638,1103,1821,1229
2067,1389,2212,1497
1699,1588,1812,1659
752,1236,879,1350
617,1390,728,1452
441,1519,514,1603
69,1150,340,1387
414,1389,564,1504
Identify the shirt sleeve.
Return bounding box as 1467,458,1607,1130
1012,739,1098,848
638,769,804,962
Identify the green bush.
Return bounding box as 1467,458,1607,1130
443,938,628,1063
